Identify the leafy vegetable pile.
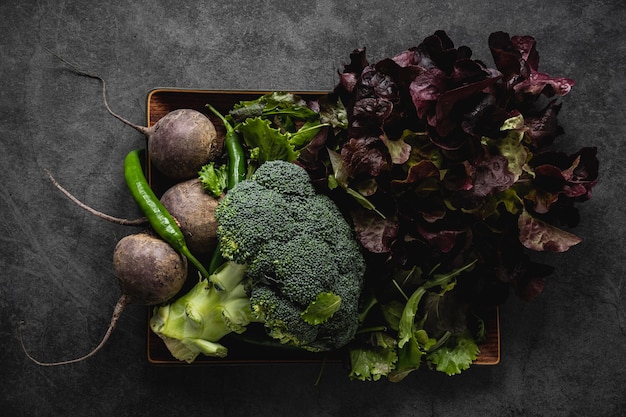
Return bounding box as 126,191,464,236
30,29,598,380
192,30,599,380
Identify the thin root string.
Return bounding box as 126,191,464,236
43,47,149,135
44,169,148,226
19,294,132,366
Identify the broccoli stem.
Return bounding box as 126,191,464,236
149,261,258,363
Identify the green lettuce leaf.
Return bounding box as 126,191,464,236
300,292,341,325
391,334,423,381
426,330,480,376
198,162,228,198
238,118,299,164
230,91,318,122
382,134,412,165
231,92,329,166
349,332,398,381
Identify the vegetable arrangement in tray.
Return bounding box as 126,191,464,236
23,30,599,382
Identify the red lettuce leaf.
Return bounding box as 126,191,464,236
341,136,391,178
409,67,448,119
524,99,564,149
414,220,467,254
472,154,516,197
391,160,440,187
301,30,598,319
489,31,575,100
352,208,400,254
528,147,599,207
517,209,582,252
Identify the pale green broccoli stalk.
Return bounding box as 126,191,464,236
215,160,366,352
149,261,258,363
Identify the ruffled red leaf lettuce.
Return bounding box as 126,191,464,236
294,30,599,379
489,31,575,99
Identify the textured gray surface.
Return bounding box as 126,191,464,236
1,0,624,416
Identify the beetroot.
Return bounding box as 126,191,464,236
21,232,187,366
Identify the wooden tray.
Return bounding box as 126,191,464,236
144,88,501,367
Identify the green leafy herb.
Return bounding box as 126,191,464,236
238,118,299,164
426,330,480,376
229,92,329,168
198,162,228,198
301,292,342,325
349,332,398,381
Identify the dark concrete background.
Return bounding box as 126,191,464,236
1,1,624,416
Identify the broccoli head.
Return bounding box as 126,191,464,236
215,160,366,351
150,160,366,362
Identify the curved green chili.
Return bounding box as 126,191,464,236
206,103,246,189
205,104,247,273
124,149,210,279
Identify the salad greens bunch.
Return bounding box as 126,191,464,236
199,30,599,381
322,30,598,380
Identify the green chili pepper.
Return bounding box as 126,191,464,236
205,104,247,273
206,103,246,189
124,149,210,279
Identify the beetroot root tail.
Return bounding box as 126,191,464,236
19,294,132,366
43,47,149,136
44,169,148,226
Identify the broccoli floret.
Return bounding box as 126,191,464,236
249,285,319,348
214,161,319,264
250,159,316,197
216,160,366,351
149,261,258,362
248,236,336,305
